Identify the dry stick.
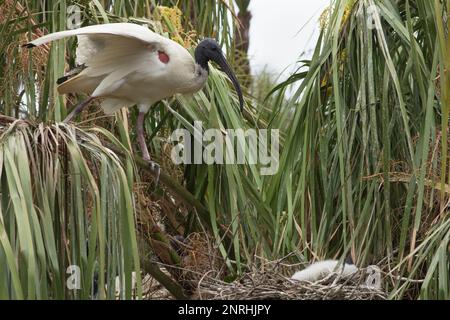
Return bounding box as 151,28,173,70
0,114,30,124
138,236,187,300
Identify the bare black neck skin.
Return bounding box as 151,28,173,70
194,46,209,73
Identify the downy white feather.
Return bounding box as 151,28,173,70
291,260,358,283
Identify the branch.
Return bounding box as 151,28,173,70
138,236,188,300
109,145,211,228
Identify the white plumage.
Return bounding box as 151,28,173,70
26,23,243,176
28,23,207,114
291,260,358,282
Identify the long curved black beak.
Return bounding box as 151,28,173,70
213,53,244,112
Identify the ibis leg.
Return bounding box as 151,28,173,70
137,111,160,183
63,97,94,123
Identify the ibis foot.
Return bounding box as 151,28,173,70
147,160,161,186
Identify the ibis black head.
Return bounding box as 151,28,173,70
195,38,244,112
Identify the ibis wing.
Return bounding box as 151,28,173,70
55,33,153,97
100,98,133,115
26,23,165,48
27,23,168,94
26,23,193,114
26,23,172,103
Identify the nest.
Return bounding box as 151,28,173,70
194,269,386,300
179,233,224,290
141,272,173,300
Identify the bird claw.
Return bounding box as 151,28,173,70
148,160,161,186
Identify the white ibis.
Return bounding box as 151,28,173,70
25,23,244,177
291,260,358,282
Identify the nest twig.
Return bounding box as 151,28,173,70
195,269,387,300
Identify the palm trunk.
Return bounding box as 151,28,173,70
234,2,252,87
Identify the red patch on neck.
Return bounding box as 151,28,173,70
158,51,170,64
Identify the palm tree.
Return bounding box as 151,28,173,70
235,0,252,87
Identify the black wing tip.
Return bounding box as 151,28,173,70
56,76,69,85
22,43,36,48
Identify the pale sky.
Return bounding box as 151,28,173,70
248,0,330,80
